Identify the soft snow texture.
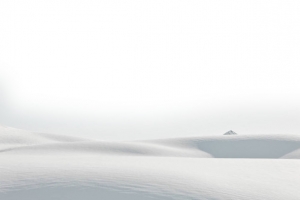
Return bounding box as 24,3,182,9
1,125,300,199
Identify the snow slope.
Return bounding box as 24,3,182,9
1,125,300,199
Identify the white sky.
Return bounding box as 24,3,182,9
1,0,300,140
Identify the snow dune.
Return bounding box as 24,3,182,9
1,126,300,159
0,125,88,150
1,125,300,199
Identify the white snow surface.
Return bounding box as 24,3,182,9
1,125,300,199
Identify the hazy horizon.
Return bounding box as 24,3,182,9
1,0,300,140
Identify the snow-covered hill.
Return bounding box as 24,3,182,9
1,125,300,199
2,126,300,158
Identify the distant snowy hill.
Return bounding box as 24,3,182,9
224,130,237,135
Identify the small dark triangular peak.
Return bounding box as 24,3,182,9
223,130,237,135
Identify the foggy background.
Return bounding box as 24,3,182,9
1,0,300,140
